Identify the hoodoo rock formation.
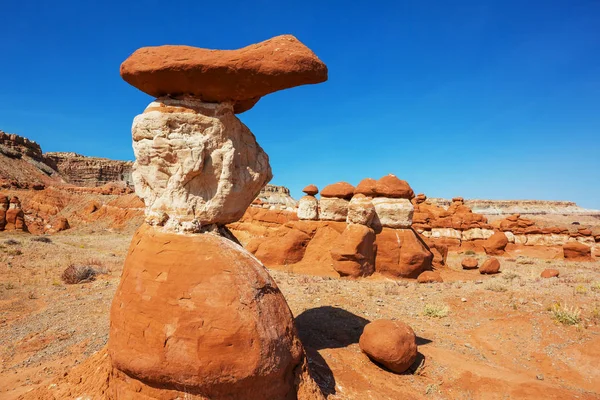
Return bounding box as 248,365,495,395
298,184,319,220
3,196,27,231
107,35,327,399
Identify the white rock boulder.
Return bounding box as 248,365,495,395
347,194,376,226
319,197,349,221
132,97,272,232
371,197,413,229
297,195,319,220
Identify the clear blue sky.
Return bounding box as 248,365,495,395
1,1,599,208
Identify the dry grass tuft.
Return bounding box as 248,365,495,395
31,236,52,244
551,303,581,326
485,281,508,292
423,304,449,318
61,262,108,284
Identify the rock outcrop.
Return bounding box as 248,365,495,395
45,152,133,188
107,35,327,399
563,241,592,261
330,224,376,277
255,184,297,210
4,196,27,231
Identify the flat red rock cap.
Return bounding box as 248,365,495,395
321,182,355,199
120,35,328,113
302,184,319,196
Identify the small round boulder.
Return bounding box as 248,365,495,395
461,257,479,270
541,268,559,278
417,271,443,283
480,258,501,274
359,319,418,374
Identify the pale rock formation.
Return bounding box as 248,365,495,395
346,194,375,226
132,97,271,232
319,197,349,221
297,195,319,220
429,228,462,240
461,228,495,241
371,197,413,229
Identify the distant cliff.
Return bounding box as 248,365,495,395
45,152,133,187
255,184,297,209
429,198,600,216
0,130,133,189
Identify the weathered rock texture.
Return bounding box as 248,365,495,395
120,35,328,113
132,97,271,232
108,224,318,399
45,152,133,188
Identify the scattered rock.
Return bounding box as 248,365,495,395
359,319,418,374
480,258,501,275
417,271,443,283
540,269,559,278
461,257,479,270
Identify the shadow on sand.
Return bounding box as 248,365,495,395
295,306,433,396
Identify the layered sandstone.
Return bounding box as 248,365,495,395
45,152,133,188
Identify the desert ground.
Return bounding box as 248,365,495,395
1,217,599,400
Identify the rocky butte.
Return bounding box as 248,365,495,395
108,35,328,399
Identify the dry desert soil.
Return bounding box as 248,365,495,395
1,224,600,399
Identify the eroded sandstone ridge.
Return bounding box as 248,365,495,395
45,152,133,188
107,35,327,399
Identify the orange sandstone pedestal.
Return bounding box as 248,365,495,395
108,224,320,399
